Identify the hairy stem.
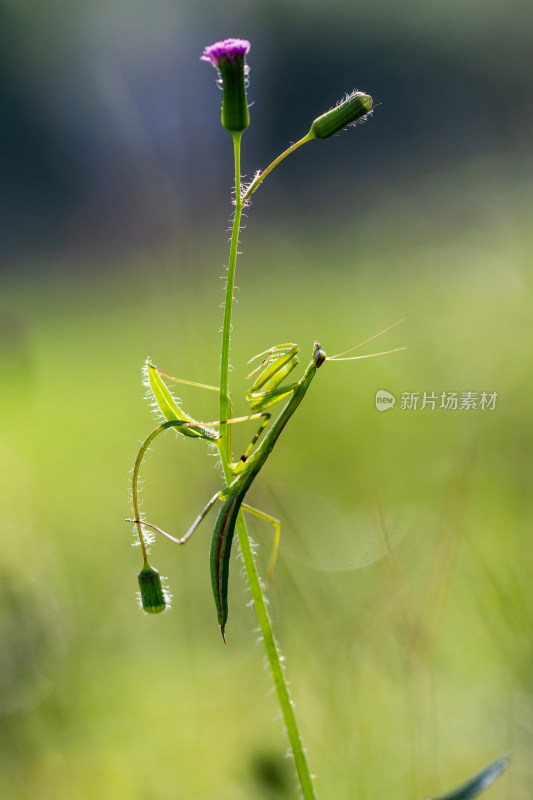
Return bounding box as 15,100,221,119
235,512,318,799
131,423,168,565
218,132,318,800
219,134,243,466
242,132,313,201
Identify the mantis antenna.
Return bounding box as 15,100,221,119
328,316,407,360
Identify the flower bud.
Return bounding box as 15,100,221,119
201,38,250,135
309,91,373,140
138,565,167,613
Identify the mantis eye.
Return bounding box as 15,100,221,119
313,342,326,368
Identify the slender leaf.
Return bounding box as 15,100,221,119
145,360,217,441
426,756,510,800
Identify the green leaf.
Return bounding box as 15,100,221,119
145,360,218,442
427,756,510,800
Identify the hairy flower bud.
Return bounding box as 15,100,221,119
201,38,251,135
138,565,167,613
309,91,373,140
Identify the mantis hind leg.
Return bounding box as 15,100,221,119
241,503,281,587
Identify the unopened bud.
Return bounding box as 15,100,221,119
309,91,373,140
138,565,167,614
201,38,251,135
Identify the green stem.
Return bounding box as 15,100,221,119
218,133,318,800
219,134,243,466
235,512,318,800
242,132,314,202
131,424,167,565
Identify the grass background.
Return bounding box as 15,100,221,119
1,2,532,797
2,165,532,797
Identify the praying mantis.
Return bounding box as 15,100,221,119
128,319,405,641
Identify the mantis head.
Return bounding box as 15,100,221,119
313,341,327,368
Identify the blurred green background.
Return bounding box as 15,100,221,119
1,1,532,798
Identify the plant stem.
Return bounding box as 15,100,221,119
218,133,318,800
242,132,313,201
235,512,318,800
219,134,243,467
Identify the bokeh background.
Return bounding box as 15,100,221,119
1,1,532,798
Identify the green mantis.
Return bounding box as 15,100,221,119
128,320,405,641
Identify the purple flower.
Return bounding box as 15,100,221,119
201,38,251,135
201,38,250,68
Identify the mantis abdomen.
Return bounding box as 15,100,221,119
209,493,243,641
